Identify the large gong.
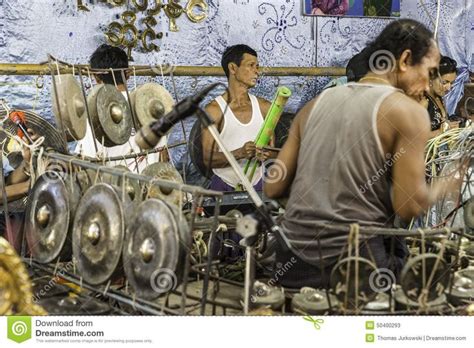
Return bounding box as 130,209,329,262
51,74,87,141
25,172,81,263
130,83,174,128
72,183,130,285
123,198,191,300
87,84,132,146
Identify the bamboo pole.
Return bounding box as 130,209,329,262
0,63,345,77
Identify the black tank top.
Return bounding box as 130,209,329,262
426,94,445,131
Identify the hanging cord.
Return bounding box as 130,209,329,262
434,0,441,39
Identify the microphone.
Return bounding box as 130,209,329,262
9,111,34,144
135,83,219,150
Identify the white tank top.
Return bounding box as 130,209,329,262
212,94,264,188
75,90,162,172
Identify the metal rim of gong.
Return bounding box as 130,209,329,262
446,269,474,306
141,162,184,206
72,183,127,285
25,172,74,263
394,286,447,310
51,74,87,141
88,84,132,146
102,165,142,203
38,296,111,315
123,198,191,300
243,281,285,310
329,256,379,308
464,197,474,232
130,82,175,128
399,253,449,303
291,289,338,315
0,109,68,153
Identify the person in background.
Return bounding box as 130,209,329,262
0,129,36,239
76,44,165,171
420,55,458,137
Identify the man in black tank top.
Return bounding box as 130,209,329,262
264,19,464,289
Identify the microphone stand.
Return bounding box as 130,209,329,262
196,108,291,315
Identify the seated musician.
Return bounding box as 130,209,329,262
264,19,463,289
0,129,36,238
201,44,274,192
76,44,164,169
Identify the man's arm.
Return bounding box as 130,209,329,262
263,99,315,198
0,181,30,202
380,94,463,221
201,101,255,169
6,161,30,185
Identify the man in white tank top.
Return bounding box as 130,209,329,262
201,44,273,191
75,45,164,172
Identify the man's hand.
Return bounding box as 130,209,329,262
255,146,279,161
238,141,256,160
429,158,469,204
21,128,39,163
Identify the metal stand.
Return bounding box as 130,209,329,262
195,108,291,314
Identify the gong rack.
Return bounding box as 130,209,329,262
22,150,228,315
188,224,474,315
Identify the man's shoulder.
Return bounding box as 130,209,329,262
380,91,430,132
204,99,223,122
254,96,271,116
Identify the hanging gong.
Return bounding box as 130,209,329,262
123,198,191,300
87,84,132,146
25,172,81,263
51,74,87,141
141,162,184,206
329,256,378,310
102,165,143,203
72,183,130,285
130,83,174,128
400,253,449,303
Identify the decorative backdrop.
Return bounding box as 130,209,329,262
0,0,472,180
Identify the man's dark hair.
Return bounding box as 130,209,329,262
90,44,128,85
439,55,457,76
366,19,434,68
346,47,371,82
221,44,258,78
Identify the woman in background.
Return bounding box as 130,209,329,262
421,56,458,137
